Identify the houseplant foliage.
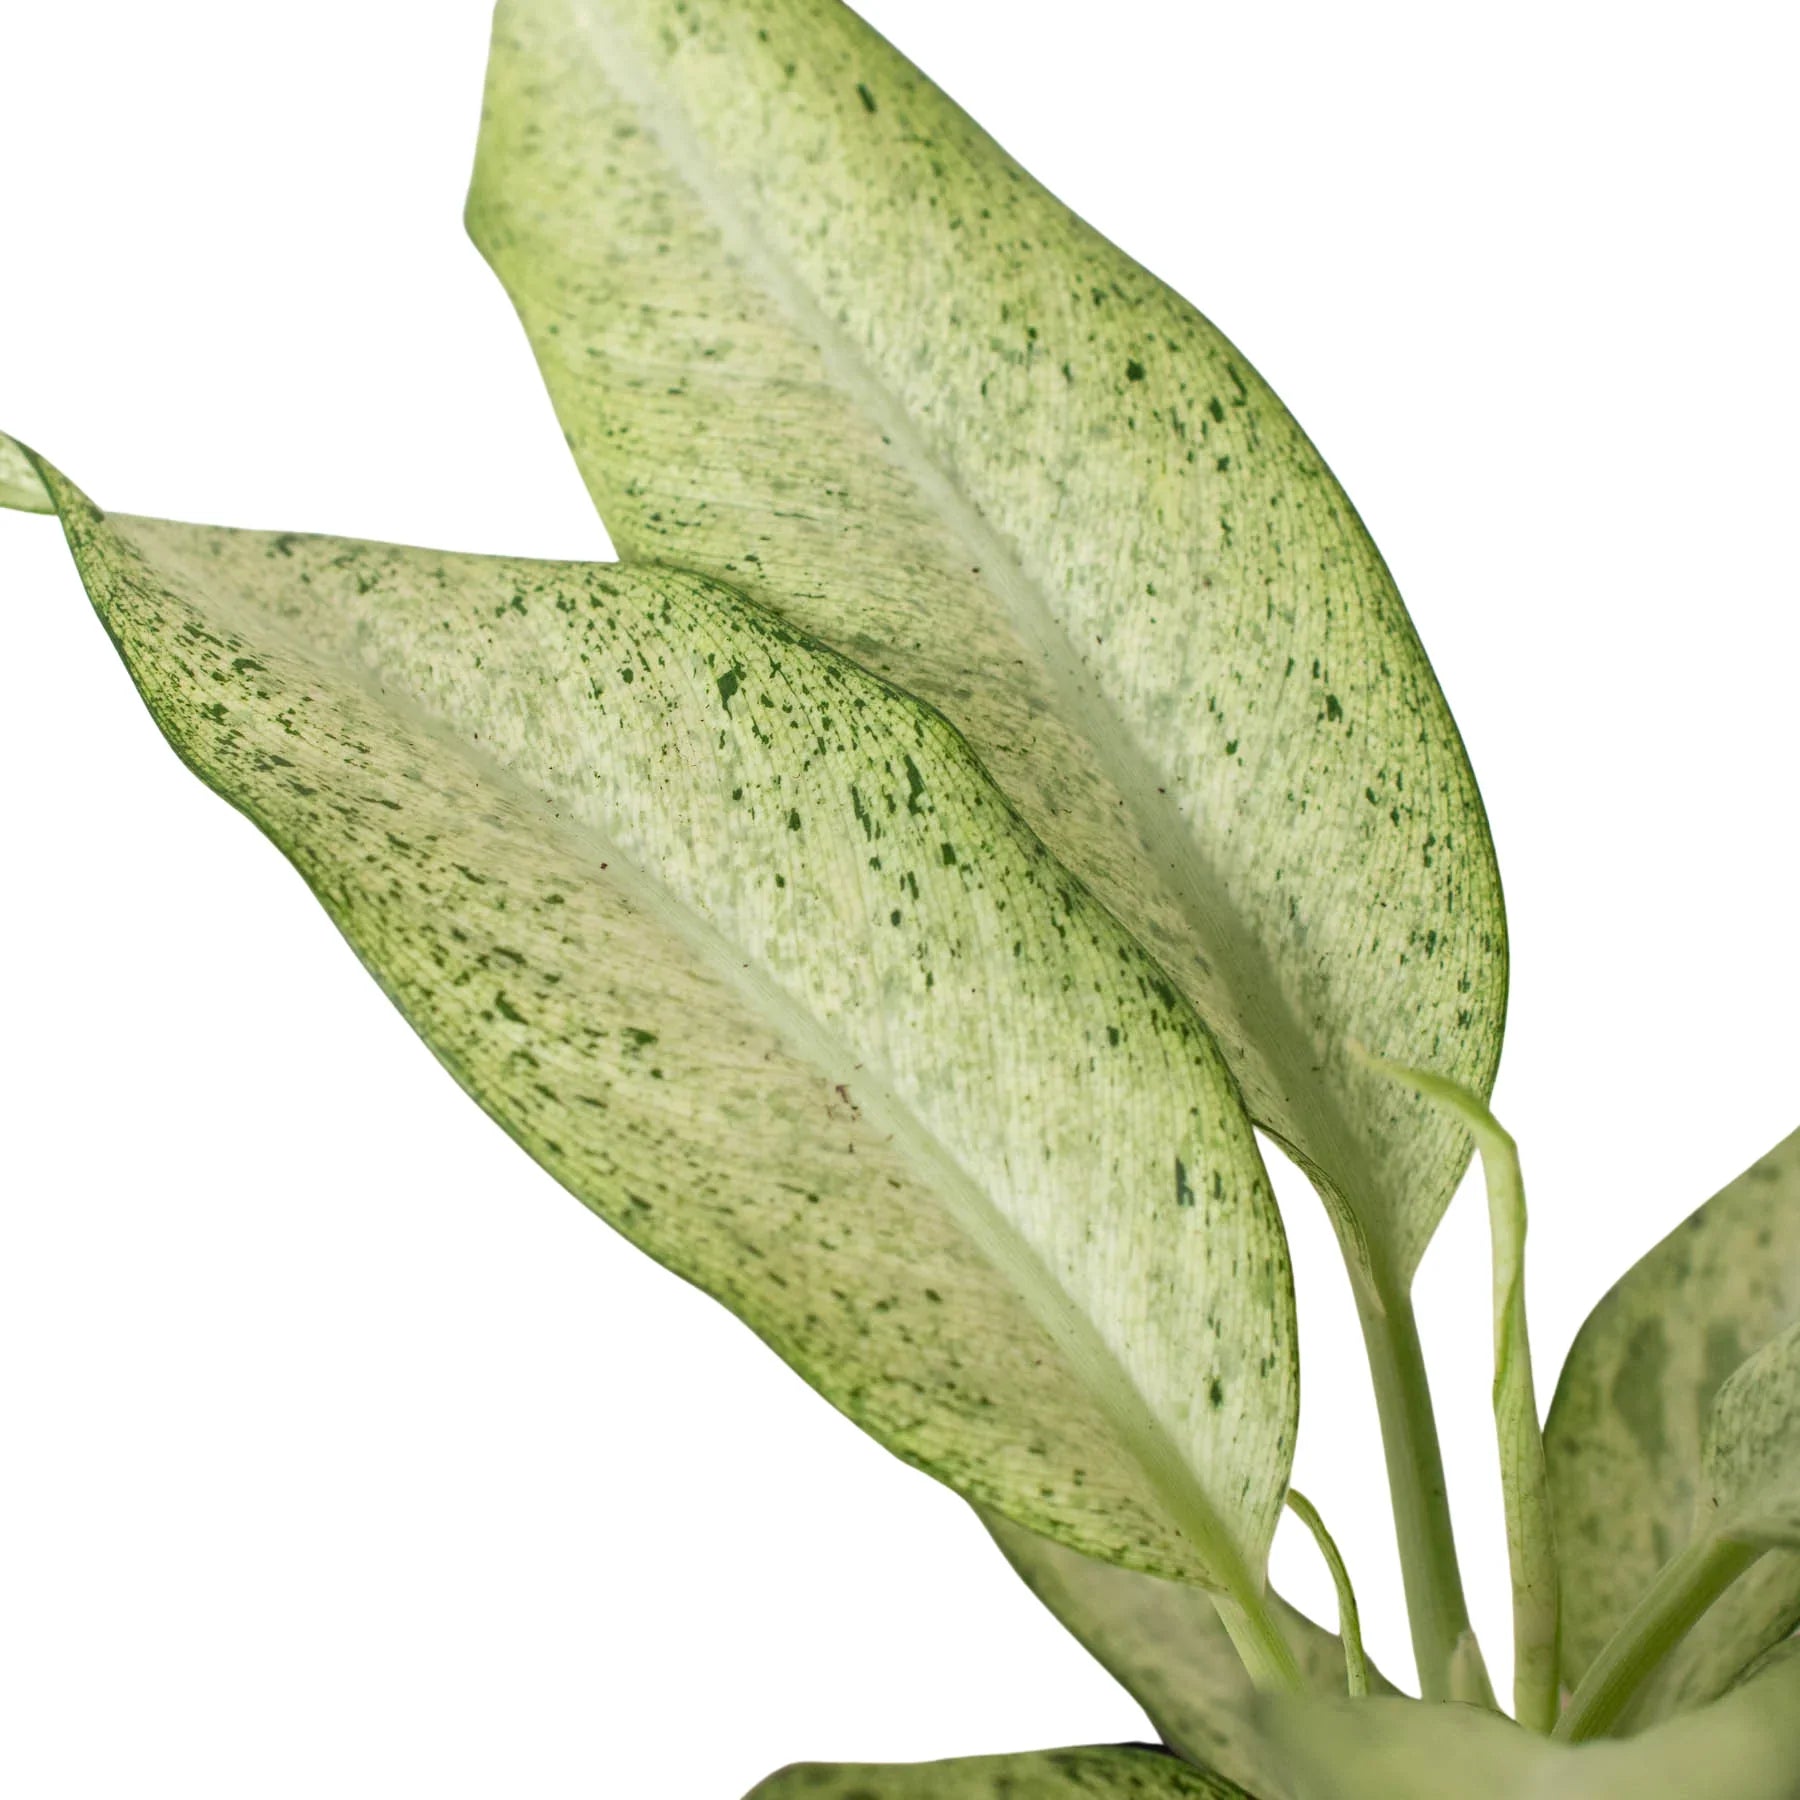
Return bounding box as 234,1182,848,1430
6,0,1797,1791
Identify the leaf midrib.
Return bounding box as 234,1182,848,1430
540,0,1391,1272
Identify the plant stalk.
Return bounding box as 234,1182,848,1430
1554,1534,1762,1741
1361,1063,1561,1730
1212,1587,1306,1696
1355,1275,1493,1706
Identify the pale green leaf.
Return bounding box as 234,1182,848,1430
0,432,53,513
1265,1644,1800,1800
1705,1321,1800,1548
986,1512,1388,1799
7,435,1298,1614
465,0,1508,1291
1264,1697,1544,1800
1545,1129,1800,1713
1634,1562,1800,1726
746,1745,1254,1800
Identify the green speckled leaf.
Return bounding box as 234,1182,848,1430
986,1513,1388,1798
746,1745,1254,1800
8,435,1297,1608
1546,1130,1800,1714
466,0,1507,1290
1264,1644,1800,1800
1706,1322,1800,1549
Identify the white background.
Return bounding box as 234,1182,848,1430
2,1,1795,1793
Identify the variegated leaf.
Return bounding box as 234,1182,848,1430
1546,1129,1800,1716
466,0,1508,1291
747,1745,1254,1800
7,435,1298,1628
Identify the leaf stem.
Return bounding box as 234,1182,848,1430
1286,1488,1369,1696
1554,1534,1762,1741
1211,1587,1306,1696
1363,1061,1560,1731
1355,1276,1494,1707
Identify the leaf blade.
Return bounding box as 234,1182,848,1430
1266,1645,1800,1799
14,437,1297,1603
746,1746,1256,1800
1705,1318,1800,1549
466,0,1508,1286
1545,1128,1800,1715
0,432,53,512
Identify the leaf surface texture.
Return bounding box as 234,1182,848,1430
1546,1128,1800,1714
1705,1320,1800,1550
11,437,1296,1595
746,1746,1254,1799
467,0,1509,1284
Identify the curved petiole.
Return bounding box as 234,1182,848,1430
1356,1052,1560,1731
1285,1487,1370,1697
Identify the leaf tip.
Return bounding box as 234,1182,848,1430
0,432,57,516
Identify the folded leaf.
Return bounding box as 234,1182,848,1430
986,1512,1388,1799
1545,1129,1800,1713
1265,1643,1800,1800
746,1745,1255,1799
9,436,1298,1619
0,432,53,513
466,0,1508,1290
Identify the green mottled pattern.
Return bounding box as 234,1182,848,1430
985,1512,1389,1799
466,0,1508,1285
746,1745,1253,1799
18,440,1296,1593
1266,1646,1800,1799
1545,1129,1800,1711
1635,1555,1800,1724
1705,1321,1800,1547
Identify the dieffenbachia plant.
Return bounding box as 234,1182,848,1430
6,1,1796,1792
